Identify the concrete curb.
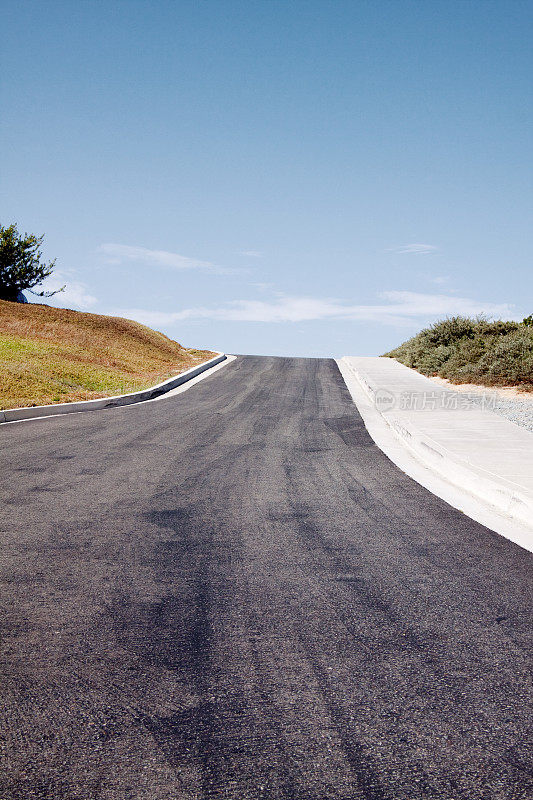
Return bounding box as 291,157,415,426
339,357,533,536
0,353,226,424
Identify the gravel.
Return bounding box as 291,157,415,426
429,378,533,433
476,391,533,432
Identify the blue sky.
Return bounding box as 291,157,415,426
2,0,531,356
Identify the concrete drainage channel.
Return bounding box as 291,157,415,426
0,353,227,424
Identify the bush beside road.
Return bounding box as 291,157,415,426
386,316,533,390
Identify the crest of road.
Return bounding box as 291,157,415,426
1,356,531,800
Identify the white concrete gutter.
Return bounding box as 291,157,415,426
0,352,226,424
338,356,533,552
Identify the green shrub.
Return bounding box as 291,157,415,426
477,329,533,383
385,316,533,388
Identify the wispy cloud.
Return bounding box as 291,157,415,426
250,282,274,291
98,243,238,275
110,291,515,329
34,271,97,310
430,275,449,286
240,250,263,258
388,243,438,255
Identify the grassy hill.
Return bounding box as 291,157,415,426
385,316,533,390
0,300,216,409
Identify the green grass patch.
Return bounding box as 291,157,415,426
0,300,215,409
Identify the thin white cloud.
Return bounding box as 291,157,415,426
430,275,449,286
240,250,263,258
31,272,97,310
250,282,274,291
380,291,512,318
388,243,438,255
110,291,515,329
98,243,239,275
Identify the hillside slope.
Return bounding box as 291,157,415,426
0,300,215,409
385,316,533,390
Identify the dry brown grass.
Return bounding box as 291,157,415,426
0,300,216,409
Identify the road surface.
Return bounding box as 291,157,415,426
0,356,531,799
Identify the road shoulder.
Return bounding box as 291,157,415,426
337,356,533,553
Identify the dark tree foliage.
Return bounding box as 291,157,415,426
0,223,64,302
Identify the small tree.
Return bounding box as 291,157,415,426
0,223,64,302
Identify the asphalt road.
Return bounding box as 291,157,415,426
0,355,531,800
